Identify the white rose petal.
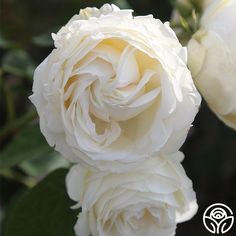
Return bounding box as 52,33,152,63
188,0,236,129
66,151,198,236
30,4,201,171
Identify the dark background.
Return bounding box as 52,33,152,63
0,0,235,235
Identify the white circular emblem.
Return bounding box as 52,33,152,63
203,203,234,234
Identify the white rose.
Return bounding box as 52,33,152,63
66,151,198,236
188,0,236,129
30,4,201,171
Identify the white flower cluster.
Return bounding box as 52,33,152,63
30,3,202,236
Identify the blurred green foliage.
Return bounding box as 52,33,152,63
2,169,78,236
0,0,235,236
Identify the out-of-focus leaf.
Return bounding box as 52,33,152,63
113,0,131,8
0,0,113,48
173,1,192,18
191,0,203,12
0,125,53,169
2,50,36,79
32,32,54,47
0,34,18,49
20,153,70,177
0,35,11,49
0,207,4,234
0,68,3,89
2,169,78,236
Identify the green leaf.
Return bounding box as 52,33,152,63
32,32,54,47
2,50,36,79
173,1,193,18
0,35,11,49
0,125,53,169
0,34,18,49
20,152,70,177
112,0,131,8
2,169,78,236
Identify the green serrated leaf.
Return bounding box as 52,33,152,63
2,169,78,236
0,125,53,169
1,50,36,79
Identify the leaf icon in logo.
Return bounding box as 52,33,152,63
219,216,234,234
204,216,218,234
203,203,234,234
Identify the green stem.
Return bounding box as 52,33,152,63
0,109,38,141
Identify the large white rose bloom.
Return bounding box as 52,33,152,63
66,151,198,236
30,4,201,171
188,0,236,129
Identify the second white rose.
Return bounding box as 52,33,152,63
188,0,236,129
30,4,201,171
66,152,198,236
